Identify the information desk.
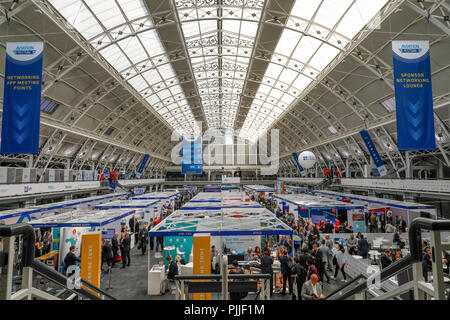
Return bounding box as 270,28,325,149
148,265,165,295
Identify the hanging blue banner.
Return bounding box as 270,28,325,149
1,42,44,154
182,135,202,174
137,154,149,176
291,152,305,176
392,40,435,150
359,130,387,177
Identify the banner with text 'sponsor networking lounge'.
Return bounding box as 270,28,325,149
392,40,435,150
1,42,43,154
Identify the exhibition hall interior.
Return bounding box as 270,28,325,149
0,0,450,303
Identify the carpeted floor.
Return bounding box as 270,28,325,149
101,246,348,300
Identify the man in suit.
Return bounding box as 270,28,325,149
120,232,131,268
139,224,149,255
393,230,405,249
347,233,357,255
396,215,407,232
357,234,369,258
311,243,325,283
302,273,324,300
381,249,392,269
291,256,307,300
324,219,334,233
101,239,113,271
279,251,291,295
260,248,274,297
111,232,119,268
325,234,334,271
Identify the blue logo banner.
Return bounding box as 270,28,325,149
137,154,149,175
291,152,305,176
182,136,202,174
359,130,387,177
392,41,435,150
1,42,44,154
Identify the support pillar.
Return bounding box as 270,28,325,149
405,151,411,179
346,159,350,178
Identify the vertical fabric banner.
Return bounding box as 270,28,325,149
291,152,305,176
359,130,387,176
81,233,101,296
352,210,366,234
1,42,43,154
392,40,435,150
182,135,203,174
136,154,149,177
193,233,211,300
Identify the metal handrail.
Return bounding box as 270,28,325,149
408,217,450,261
174,274,272,280
0,223,35,266
30,259,116,300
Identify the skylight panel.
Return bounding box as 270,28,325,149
139,30,165,57
128,76,148,92
277,29,300,56
85,0,125,30
292,74,312,91
142,69,163,85
291,36,322,63
380,96,396,112
118,37,147,64
279,68,299,84
290,0,321,20
99,45,131,71
308,43,340,70
313,0,353,29
328,125,337,134
181,21,200,38
119,0,149,21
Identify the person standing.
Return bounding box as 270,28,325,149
347,233,357,255
396,216,407,232
279,251,292,295
311,243,324,283
325,234,334,271
120,232,131,268
331,243,347,282
357,234,369,259
64,246,81,276
369,212,377,233
260,248,274,297
101,239,113,271
291,256,307,300
139,224,149,255
381,249,392,269
318,240,331,283
149,219,155,251
111,232,119,268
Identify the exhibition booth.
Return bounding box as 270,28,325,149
29,208,135,272
313,190,437,225
285,185,309,194
147,207,293,295
244,185,275,199
0,192,129,225
95,199,160,221
272,193,364,226
204,185,221,192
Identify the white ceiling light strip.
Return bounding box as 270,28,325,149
175,0,263,131
239,0,388,142
48,0,199,136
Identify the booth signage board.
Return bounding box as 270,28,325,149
1,42,43,154
164,236,193,268
352,210,366,234
392,40,435,150
193,233,211,300
222,176,240,184
359,130,387,176
81,233,101,296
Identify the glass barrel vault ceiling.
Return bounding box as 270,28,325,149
48,0,200,136
48,0,388,142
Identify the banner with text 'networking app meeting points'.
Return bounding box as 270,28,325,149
392,40,435,151
182,136,202,174
1,42,43,154
291,152,305,176
359,130,387,177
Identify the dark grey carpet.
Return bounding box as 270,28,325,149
101,246,347,300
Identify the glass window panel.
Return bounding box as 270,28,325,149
308,43,340,70
291,36,321,63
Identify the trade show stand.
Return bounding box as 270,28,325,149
313,190,437,224
95,199,160,221
273,193,364,226
0,192,128,225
